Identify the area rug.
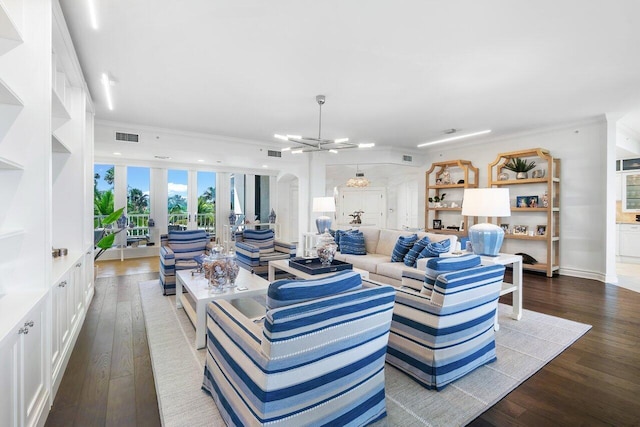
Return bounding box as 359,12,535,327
138,279,591,427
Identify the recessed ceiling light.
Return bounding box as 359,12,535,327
113,152,121,155
291,149,304,154
197,159,204,162
358,143,375,148
417,130,492,148
262,164,268,168
281,147,291,152
154,155,171,159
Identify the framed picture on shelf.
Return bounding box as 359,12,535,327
433,219,442,230
516,195,539,208
536,224,547,236
513,225,528,235
500,224,509,234
532,169,546,178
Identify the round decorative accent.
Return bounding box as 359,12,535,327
498,172,509,181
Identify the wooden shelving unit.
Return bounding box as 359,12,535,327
425,159,478,236
489,148,560,277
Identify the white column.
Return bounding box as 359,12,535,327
216,172,231,241
605,113,622,284
114,164,128,214
245,173,256,222
150,168,168,238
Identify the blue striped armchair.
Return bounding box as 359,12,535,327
234,228,296,277
202,271,396,426
159,230,211,295
387,255,505,390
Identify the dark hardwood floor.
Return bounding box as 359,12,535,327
46,264,640,426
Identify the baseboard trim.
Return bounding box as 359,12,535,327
559,267,607,283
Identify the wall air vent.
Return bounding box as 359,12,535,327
402,155,413,162
267,150,282,158
115,132,139,143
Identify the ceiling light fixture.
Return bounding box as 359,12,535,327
358,143,375,148
417,129,492,148
281,147,291,152
274,95,373,153
88,0,99,29
346,165,370,188
101,72,114,110
113,152,121,155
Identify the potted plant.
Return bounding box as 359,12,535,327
94,207,126,261
428,193,446,208
503,158,536,179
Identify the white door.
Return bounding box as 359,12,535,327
339,187,386,228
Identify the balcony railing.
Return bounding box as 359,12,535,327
167,213,216,235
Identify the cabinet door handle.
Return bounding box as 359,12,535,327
24,320,34,328
59,280,67,287
18,327,29,335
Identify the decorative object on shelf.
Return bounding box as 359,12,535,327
433,219,442,230
312,196,336,233
536,225,547,236
316,231,338,266
516,195,539,208
450,202,459,208
94,206,127,260
515,252,538,264
532,169,546,178
268,209,276,223
349,210,364,224
462,188,511,256
503,157,537,179
513,225,528,235
500,224,510,234
346,165,370,187
441,167,452,184
274,95,374,153
457,179,465,184
225,252,240,288
428,193,446,208
228,212,237,224
498,172,509,181
541,191,549,207
460,220,465,231
148,218,155,227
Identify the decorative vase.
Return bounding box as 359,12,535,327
316,231,337,266
268,209,276,224
228,212,237,225
225,252,239,288
516,172,528,179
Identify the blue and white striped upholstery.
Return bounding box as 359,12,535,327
242,229,275,254
267,270,362,309
423,254,481,295
391,234,418,262
235,232,296,277
202,279,396,426
340,230,366,255
159,230,209,295
386,263,505,390
419,238,451,258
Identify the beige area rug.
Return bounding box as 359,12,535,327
138,280,591,427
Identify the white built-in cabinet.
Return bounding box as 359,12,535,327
337,187,387,228
0,1,95,426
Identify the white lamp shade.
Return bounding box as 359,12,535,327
461,188,511,218
312,196,336,213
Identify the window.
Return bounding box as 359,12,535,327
127,166,150,235
168,169,188,230
197,171,216,233
94,163,114,228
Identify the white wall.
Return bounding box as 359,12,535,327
421,117,609,282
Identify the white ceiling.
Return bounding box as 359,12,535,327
60,0,640,153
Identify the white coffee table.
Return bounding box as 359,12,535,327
441,252,523,330
268,258,369,282
176,268,269,349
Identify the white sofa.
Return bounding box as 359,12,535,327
333,227,459,287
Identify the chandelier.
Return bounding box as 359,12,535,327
346,166,370,187
274,95,375,154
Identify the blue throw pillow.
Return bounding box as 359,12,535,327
418,239,451,258
404,236,431,267
267,270,362,309
422,253,481,295
391,234,418,262
339,230,366,255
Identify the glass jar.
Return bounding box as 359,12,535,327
207,253,227,293
316,231,338,266
225,252,240,288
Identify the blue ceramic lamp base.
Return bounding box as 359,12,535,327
316,216,332,234
468,223,505,257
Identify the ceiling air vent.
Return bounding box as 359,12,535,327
402,155,413,162
115,132,139,143
267,150,282,158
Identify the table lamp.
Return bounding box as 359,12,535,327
461,188,511,256
312,196,336,233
